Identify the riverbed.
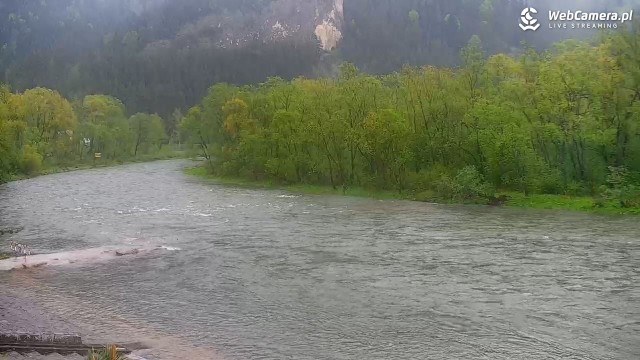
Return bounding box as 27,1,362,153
1,160,639,359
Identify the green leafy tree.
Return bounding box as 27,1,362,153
180,106,215,169
129,113,166,156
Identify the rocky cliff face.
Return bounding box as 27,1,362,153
143,0,344,53
314,0,343,50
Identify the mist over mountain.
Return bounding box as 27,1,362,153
0,0,638,115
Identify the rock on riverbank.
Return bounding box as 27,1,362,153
0,246,159,271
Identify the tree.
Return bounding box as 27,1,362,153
78,95,129,160
180,106,215,169
129,113,165,156
20,88,76,163
222,98,254,140
160,23,640,204
360,109,412,190
460,35,486,104
21,88,76,142
0,85,15,178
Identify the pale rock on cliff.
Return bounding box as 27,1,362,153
143,0,344,53
314,0,343,51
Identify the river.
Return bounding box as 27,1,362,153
0,160,639,359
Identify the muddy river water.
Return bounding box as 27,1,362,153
0,160,638,359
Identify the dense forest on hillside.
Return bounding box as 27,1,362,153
340,0,638,73
2,0,638,116
0,0,321,116
182,25,640,209
340,0,527,71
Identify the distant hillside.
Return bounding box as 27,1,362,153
0,0,342,114
0,0,638,115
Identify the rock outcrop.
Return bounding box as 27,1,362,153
143,0,344,53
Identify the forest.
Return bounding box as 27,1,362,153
0,0,322,116
182,25,640,209
2,0,637,116
1,1,639,208
0,86,175,182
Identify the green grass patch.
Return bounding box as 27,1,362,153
504,192,596,210
186,165,640,215
502,191,640,215
185,166,405,200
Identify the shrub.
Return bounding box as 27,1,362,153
453,166,495,202
407,166,494,203
433,173,458,201
600,166,640,208
565,181,588,196
87,345,124,360
405,165,452,192
19,145,43,175
534,168,564,195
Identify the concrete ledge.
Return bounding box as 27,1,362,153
0,332,82,346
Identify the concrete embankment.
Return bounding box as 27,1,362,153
0,292,84,359
0,291,144,359
0,246,186,359
3,351,85,359
0,293,80,340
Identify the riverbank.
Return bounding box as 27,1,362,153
0,290,83,359
0,292,80,337
186,166,640,215
3,149,189,184
0,291,143,359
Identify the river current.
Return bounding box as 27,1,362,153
0,160,638,359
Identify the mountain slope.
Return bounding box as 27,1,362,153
1,0,638,115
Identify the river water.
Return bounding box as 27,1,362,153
0,160,639,359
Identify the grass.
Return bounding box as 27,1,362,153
503,192,595,211
87,345,124,360
184,166,404,200
186,165,640,215
502,191,640,215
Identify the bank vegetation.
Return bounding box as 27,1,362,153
0,88,183,182
182,27,640,213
